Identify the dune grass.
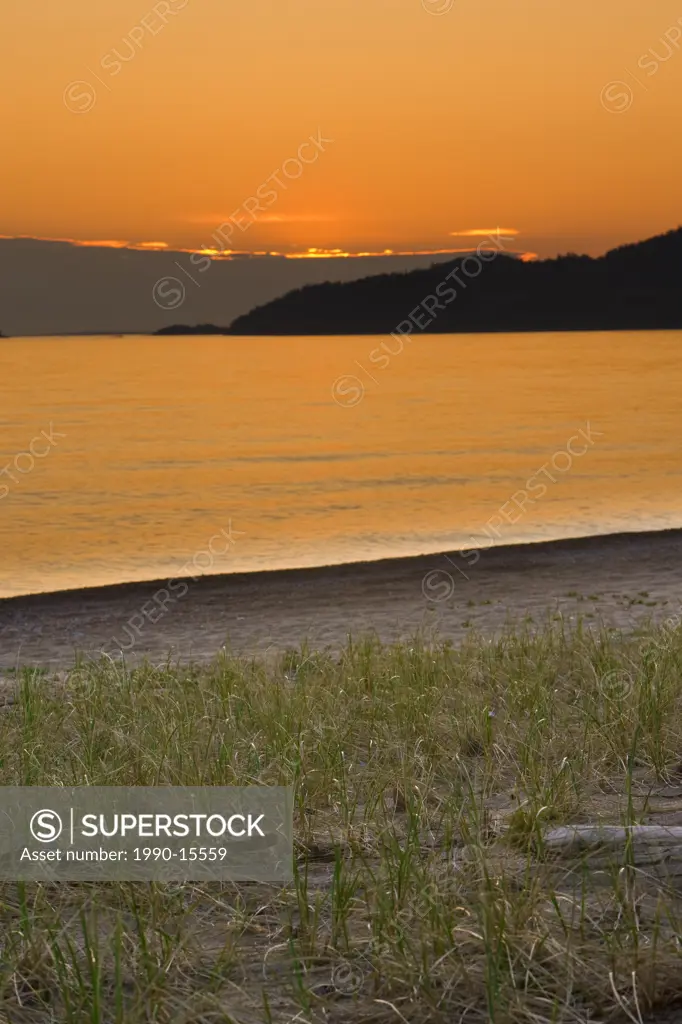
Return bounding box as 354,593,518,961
1,619,682,1022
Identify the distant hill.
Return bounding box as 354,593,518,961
155,324,230,336
222,228,682,336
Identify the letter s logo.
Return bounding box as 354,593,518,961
30,809,63,843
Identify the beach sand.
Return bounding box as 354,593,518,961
1,528,680,670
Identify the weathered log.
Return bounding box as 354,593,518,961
542,825,682,881
544,825,682,855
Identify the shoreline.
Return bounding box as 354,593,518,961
4,326,682,339
1,527,681,669
2,524,682,604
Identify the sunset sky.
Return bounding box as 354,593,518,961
2,0,682,260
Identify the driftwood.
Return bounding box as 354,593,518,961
543,826,682,882
545,825,682,853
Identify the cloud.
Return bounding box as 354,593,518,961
186,213,337,225
284,245,528,260
449,228,520,237
0,234,534,262
254,214,338,224
0,234,169,251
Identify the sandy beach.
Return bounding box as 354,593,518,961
1,527,680,670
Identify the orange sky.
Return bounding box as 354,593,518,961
2,0,682,259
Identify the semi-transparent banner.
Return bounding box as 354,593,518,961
0,787,293,881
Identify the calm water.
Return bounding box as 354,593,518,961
0,331,680,598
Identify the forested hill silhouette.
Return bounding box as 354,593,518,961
156,324,230,335
225,228,682,336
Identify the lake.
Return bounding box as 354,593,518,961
0,331,680,597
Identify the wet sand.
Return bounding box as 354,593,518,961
0,528,680,669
